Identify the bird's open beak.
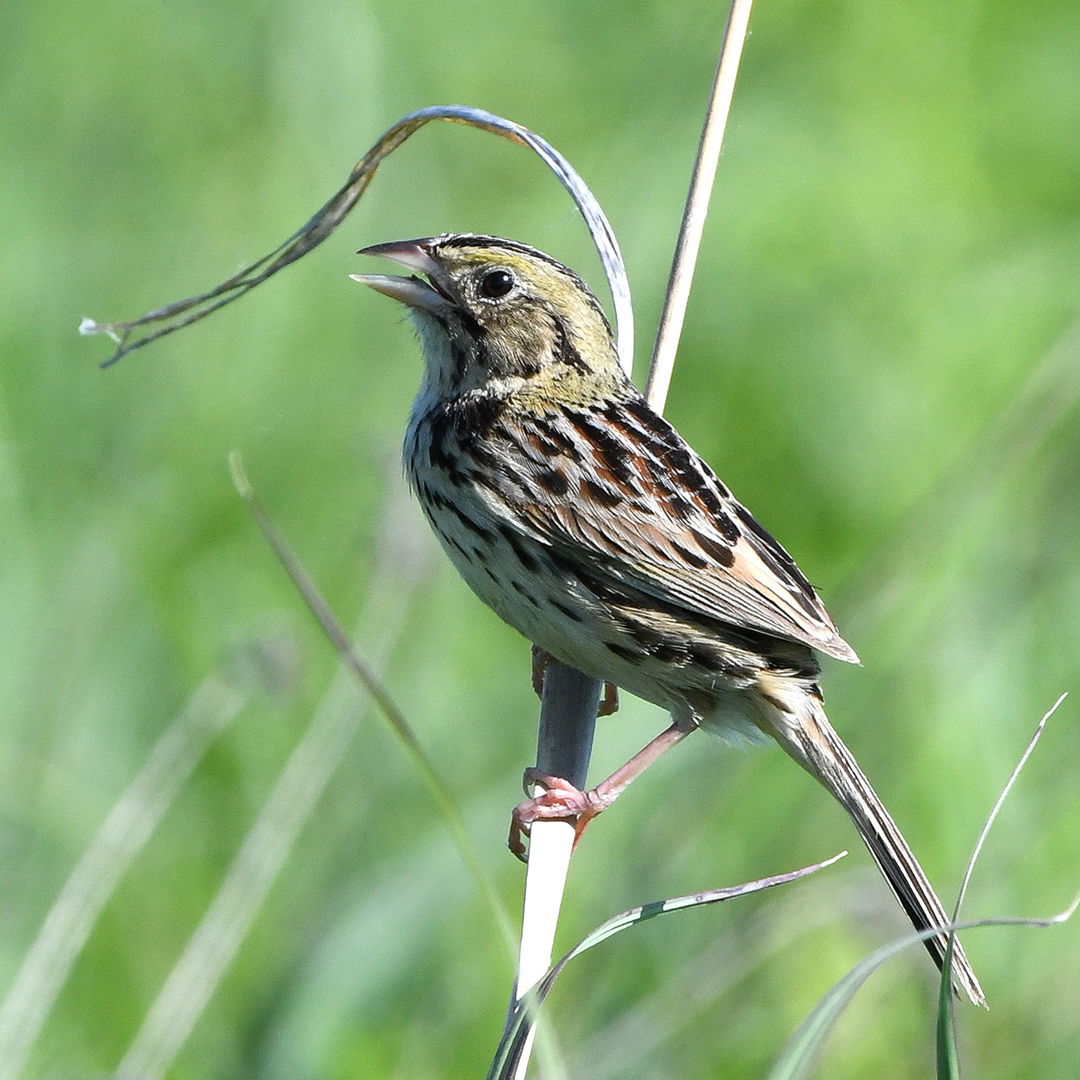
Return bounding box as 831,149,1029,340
351,239,454,313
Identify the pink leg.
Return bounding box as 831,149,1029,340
508,723,691,859
530,644,551,699
597,682,620,717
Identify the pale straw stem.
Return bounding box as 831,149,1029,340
509,4,754,1077
645,0,754,413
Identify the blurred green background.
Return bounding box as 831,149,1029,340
2,0,1079,1077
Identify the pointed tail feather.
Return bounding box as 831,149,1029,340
771,697,985,1006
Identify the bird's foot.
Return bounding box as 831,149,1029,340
508,769,616,861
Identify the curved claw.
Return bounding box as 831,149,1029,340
507,723,691,861
508,770,613,861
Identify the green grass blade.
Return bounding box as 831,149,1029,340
0,673,250,1080
489,854,847,1080
936,693,1065,1078
768,902,1079,1080
230,453,517,954
935,934,960,1080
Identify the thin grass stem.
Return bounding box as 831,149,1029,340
115,460,512,1079
645,0,754,412
229,454,516,951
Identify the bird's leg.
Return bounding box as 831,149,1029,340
508,722,691,860
597,681,620,717
531,644,619,715
530,644,550,699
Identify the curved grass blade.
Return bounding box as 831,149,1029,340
489,853,847,1080
82,105,633,373
767,900,1079,1080
935,692,1066,1078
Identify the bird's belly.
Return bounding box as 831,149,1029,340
428,506,627,679
420,494,780,736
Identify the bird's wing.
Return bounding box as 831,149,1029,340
499,396,859,663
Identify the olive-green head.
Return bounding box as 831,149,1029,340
353,234,624,399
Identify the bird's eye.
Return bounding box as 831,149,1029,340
478,269,515,299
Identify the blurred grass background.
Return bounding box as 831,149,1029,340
2,0,1079,1077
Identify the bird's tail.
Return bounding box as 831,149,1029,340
769,694,985,1006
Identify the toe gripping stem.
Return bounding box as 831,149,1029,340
509,721,690,860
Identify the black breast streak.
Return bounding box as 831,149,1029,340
511,580,541,608
425,391,507,454
457,392,507,441
417,482,440,509
551,599,584,623
604,641,640,664
445,500,496,543
439,531,471,560
423,407,455,472
425,392,520,492
498,523,541,573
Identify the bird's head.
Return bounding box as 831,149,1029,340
353,234,625,402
